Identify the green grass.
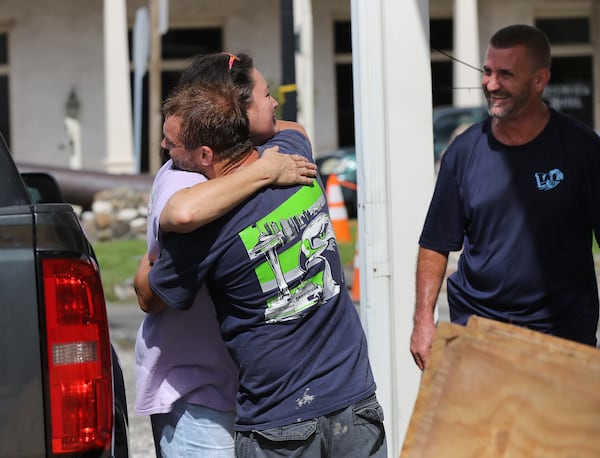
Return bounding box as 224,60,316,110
92,220,359,302
93,238,147,302
337,219,358,266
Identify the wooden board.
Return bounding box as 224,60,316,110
401,316,600,457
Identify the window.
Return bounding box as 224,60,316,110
544,56,593,127
536,18,589,45
536,17,594,128
431,61,453,106
430,18,453,107
334,20,354,147
0,33,7,63
0,33,9,148
430,18,453,51
162,28,222,60
334,21,352,54
129,26,222,172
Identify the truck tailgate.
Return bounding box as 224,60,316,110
0,207,46,457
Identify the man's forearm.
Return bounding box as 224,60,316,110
414,247,448,322
134,253,168,314
160,164,273,233
411,246,449,370
160,148,316,233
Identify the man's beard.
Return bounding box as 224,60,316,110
485,87,532,120
172,153,201,173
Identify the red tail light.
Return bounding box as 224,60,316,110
42,257,113,455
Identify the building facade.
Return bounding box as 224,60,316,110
0,0,353,173
431,0,600,132
0,0,598,173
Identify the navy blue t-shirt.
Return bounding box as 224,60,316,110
149,129,376,430
420,109,600,345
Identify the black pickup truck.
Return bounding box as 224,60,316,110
0,134,129,457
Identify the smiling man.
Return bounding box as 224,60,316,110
410,24,600,370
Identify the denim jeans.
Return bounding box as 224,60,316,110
151,400,235,457
235,394,386,457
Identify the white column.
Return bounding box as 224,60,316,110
148,0,164,175
293,0,315,145
453,0,484,106
103,0,135,173
351,0,433,455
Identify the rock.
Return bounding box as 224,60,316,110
80,187,151,243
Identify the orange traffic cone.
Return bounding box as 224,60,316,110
351,247,360,302
326,174,352,243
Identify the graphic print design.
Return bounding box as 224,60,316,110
240,185,342,323
535,168,564,191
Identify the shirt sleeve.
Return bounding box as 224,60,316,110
419,147,466,252
147,161,208,261
149,229,214,310
258,129,313,163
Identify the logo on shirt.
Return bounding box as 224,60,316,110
534,168,564,191
240,184,342,324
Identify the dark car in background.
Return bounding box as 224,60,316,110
316,106,488,217
433,105,488,161
316,146,357,218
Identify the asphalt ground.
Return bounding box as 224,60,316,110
108,305,155,457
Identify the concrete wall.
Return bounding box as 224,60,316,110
1,0,105,169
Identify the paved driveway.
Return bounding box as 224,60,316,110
108,304,155,458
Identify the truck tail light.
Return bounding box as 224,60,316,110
42,257,113,455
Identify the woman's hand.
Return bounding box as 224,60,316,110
260,146,317,186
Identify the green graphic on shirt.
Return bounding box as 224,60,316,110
253,242,301,285
239,184,340,323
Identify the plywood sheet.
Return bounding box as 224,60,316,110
401,316,600,458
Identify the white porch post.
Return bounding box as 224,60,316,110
351,0,433,455
103,0,135,173
453,0,484,106
293,0,315,144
